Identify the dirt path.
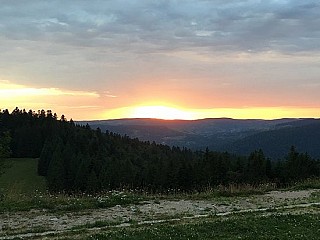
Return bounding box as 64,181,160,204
0,189,319,239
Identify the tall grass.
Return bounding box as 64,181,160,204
289,178,320,190
0,189,146,212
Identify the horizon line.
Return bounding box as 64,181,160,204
77,116,319,122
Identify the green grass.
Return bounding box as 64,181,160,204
0,189,145,213
0,158,145,212
289,178,320,190
85,213,320,240
0,158,46,194
0,158,157,213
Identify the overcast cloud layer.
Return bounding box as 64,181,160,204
1,0,320,115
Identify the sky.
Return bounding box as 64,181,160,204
1,0,320,120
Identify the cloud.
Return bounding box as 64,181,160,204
1,0,319,53
0,80,113,119
1,0,319,115
0,81,99,98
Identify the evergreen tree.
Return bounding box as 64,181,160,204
74,154,91,191
0,131,11,159
47,139,65,191
246,149,267,183
86,169,99,193
2,108,320,193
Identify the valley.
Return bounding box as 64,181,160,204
82,118,320,159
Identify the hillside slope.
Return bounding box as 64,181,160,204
224,123,320,159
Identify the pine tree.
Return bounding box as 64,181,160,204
246,149,267,183
86,169,99,193
74,154,91,191
47,139,65,191
0,131,11,159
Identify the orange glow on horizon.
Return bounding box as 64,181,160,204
130,105,195,120
2,80,320,121
102,105,320,121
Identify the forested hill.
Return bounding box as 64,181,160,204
82,118,320,158
1,108,319,193
224,122,320,159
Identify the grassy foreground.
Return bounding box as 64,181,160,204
0,158,144,212
53,212,319,240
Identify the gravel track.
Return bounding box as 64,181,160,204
0,189,319,239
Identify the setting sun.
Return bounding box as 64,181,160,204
130,106,195,120
1,1,320,122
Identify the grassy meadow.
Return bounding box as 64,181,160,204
0,158,46,194
84,213,320,240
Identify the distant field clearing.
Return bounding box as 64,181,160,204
0,158,46,194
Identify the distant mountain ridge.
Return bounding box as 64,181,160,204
79,118,320,159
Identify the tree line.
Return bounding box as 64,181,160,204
1,108,319,192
